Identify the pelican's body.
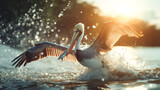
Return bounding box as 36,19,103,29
76,48,104,69
12,22,143,70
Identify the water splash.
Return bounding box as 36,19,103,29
0,44,160,85
78,46,160,81
0,1,72,49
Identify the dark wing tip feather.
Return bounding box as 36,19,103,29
12,55,24,66
24,61,27,66
12,53,27,67
11,53,24,62
16,57,26,67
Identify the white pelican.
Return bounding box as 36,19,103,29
12,22,143,69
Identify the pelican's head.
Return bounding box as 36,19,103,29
68,23,84,51
74,23,84,33
58,23,84,60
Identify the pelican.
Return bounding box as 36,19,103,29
11,22,143,69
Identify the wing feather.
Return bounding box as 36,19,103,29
11,42,77,67
91,22,143,52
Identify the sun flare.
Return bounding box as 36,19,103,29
98,0,138,17
113,2,134,17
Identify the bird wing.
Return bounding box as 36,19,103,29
91,22,143,52
11,42,77,67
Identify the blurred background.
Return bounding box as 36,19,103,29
0,1,160,89
0,0,160,50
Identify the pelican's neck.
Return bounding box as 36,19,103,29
75,31,84,50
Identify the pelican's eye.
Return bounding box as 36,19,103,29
75,29,81,33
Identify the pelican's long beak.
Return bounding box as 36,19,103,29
58,30,81,60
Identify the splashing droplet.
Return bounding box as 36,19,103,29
55,34,58,38
50,4,53,7
41,52,44,55
92,25,96,29
58,12,63,17
84,35,88,40
51,29,54,32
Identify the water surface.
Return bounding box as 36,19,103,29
0,44,160,90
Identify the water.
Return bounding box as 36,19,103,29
0,1,160,89
0,44,160,90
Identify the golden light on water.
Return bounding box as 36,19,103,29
126,85,147,90
108,47,142,68
111,47,137,60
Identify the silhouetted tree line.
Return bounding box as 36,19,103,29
0,0,160,49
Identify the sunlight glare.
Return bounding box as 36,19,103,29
126,85,147,90
110,47,140,68
113,2,134,17
99,0,138,17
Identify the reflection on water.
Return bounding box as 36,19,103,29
0,44,160,89
107,46,160,70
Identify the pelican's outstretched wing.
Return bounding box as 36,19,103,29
91,22,143,52
11,42,77,67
